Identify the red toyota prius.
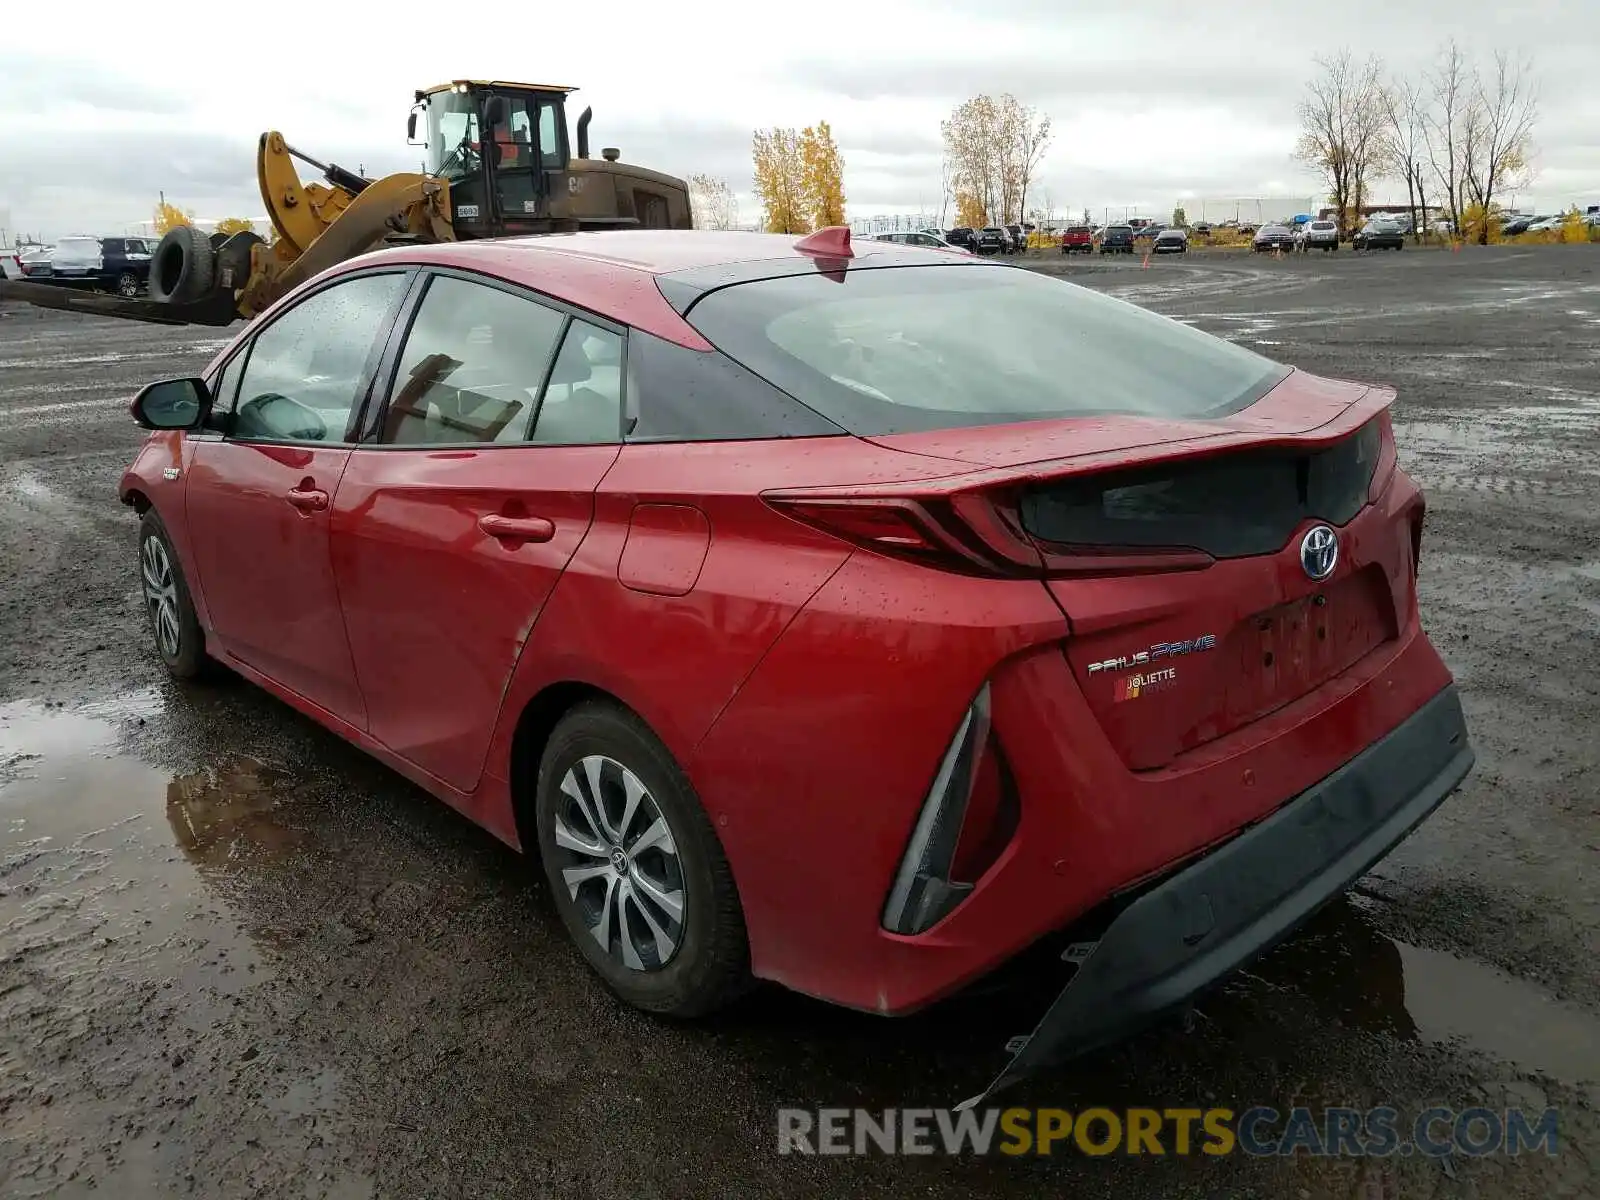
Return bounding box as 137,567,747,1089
120,229,1473,1103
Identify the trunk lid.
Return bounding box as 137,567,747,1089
871,370,1410,771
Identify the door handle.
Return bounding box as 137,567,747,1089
478,514,555,544
285,487,329,512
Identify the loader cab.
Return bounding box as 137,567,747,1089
414,81,573,236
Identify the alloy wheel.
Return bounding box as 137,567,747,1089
142,535,181,658
552,754,686,971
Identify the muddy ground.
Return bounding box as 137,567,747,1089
2,245,1597,1198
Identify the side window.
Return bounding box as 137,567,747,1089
537,102,561,170
205,350,248,429
532,320,623,444
232,272,405,443
103,238,124,255
624,329,844,442
380,275,565,445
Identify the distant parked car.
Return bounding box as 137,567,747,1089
976,227,1008,255
1525,215,1566,233
868,231,972,255
1005,224,1028,253
46,235,155,296
1060,225,1095,255
1152,227,1188,254
18,247,54,278
1252,224,1296,252
944,227,977,250
1296,219,1340,252
0,247,22,279
1193,222,1212,235
1099,225,1135,254
1499,215,1534,236
1353,218,1405,251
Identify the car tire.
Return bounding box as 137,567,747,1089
138,510,209,680
148,225,216,304
535,700,751,1018
115,271,140,298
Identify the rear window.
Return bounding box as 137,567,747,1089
682,264,1290,435
1106,225,1132,234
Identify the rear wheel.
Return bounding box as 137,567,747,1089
535,701,751,1017
115,271,140,297
148,225,216,303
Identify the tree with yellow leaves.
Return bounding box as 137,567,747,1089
798,121,845,228
214,217,256,236
153,199,194,234
954,190,986,228
752,128,810,235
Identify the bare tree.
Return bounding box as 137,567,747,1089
943,93,1052,227
1421,39,1475,235
938,152,953,230
1464,50,1539,243
1008,99,1052,226
1295,50,1387,239
688,174,738,230
1382,76,1430,241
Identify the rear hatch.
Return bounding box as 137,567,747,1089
864,372,1406,771
673,258,1414,770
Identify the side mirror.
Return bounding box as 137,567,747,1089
131,377,210,431
407,110,418,141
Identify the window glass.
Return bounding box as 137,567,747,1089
531,320,623,444
426,92,481,182
682,264,1289,435
624,329,843,442
207,350,247,429
381,276,565,445
232,273,404,443
537,102,561,169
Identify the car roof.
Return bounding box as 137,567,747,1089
324,231,977,346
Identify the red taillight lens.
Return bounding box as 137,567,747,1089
764,495,1040,576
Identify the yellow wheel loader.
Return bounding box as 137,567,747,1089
0,81,691,327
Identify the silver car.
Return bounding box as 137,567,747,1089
1297,219,1340,252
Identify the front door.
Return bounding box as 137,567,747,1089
183,270,411,725
332,272,626,791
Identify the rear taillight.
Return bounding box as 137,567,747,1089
882,686,1015,935
765,489,1212,579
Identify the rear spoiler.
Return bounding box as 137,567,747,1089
0,278,238,327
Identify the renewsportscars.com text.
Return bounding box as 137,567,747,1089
777,1106,1560,1158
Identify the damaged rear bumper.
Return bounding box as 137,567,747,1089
960,683,1474,1109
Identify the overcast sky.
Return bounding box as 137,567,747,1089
1,0,1595,240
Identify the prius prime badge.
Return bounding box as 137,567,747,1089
1300,525,1339,581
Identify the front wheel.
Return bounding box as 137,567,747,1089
535,701,751,1018
139,510,209,679
115,271,140,298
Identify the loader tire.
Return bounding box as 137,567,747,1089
149,225,216,304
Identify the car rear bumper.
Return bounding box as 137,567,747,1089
959,682,1473,1107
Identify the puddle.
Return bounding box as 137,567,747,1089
0,694,306,1010
1252,900,1600,1086
168,757,307,868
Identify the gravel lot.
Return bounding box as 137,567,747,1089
2,245,1598,1198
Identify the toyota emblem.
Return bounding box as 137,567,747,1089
1299,525,1339,581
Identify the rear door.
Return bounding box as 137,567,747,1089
331,270,624,791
